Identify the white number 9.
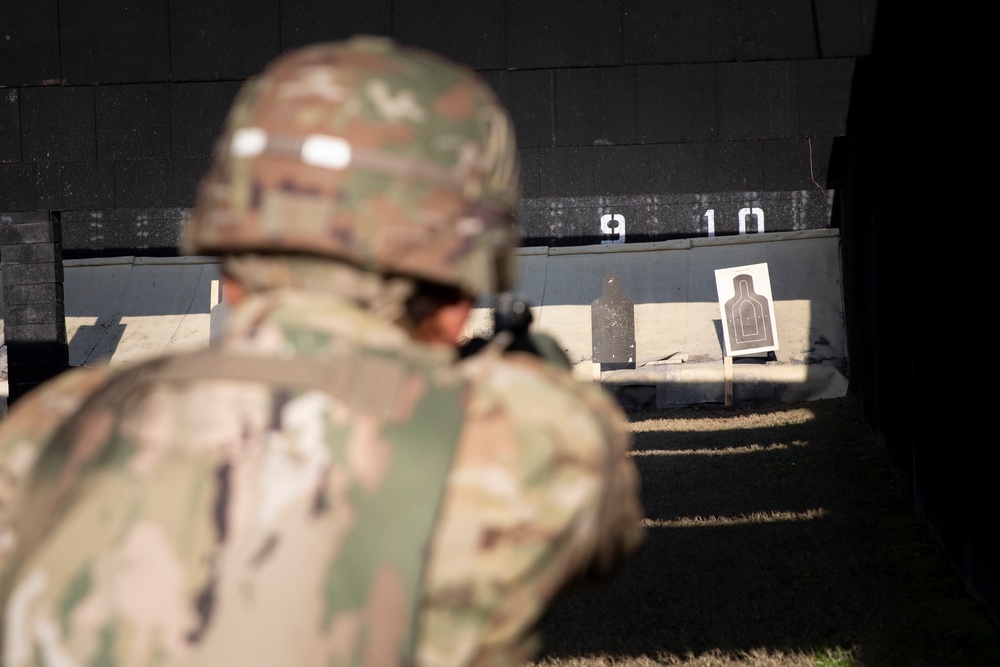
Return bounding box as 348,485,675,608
600,213,625,244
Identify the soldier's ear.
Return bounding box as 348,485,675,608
221,272,246,307
415,298,474,347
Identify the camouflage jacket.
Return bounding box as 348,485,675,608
0,289,645,666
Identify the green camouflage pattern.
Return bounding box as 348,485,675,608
184,36,521,294
0,289,645,666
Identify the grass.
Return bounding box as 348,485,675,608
531,397,1000,667
813,647,855,667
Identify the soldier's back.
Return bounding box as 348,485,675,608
0,290,643,666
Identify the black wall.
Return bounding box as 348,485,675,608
1,0,868,255
838,2,995,628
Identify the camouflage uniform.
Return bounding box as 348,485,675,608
0,37,644,667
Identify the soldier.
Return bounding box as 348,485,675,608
0,36,645,666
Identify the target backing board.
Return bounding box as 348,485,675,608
714,263,779,357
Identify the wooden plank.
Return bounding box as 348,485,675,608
724,356,733,406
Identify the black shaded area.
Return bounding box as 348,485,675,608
115,160,169,208
60,245,181,261
36,163,64,210
741,0,865,60
649,144,708,194
2,242,59,265
623,0,739,64
20,87,97,163
797,58,856,136
169,0,281,81
1,261,64,287
537,147,595,197
636,64,718,143
731,350,778,364
555,68,637,146
594,145,651,196
0,165,38,212
60,209,187,258
2,2,856,254
506,0,622,68
0,90,21,163
168,158,212,208
0,214,61,249
5,303,65,336
393,0,506,69
1,212,69,405
4,283,65,308
717,61,798,141
6,340,69,405
837,0,998,630
96,84,171,160
705,141,764,192
0,0,60,86
481,70,555,148
762,138,835,191
170,82,244,158
3,339,68,364
517,148,541,199
280,0,391,49
59,0,170,84
62,162,116,210
537,400,1000,664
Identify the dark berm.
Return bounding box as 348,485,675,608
534,397,1000,667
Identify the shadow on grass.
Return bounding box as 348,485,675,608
534,398,1000,667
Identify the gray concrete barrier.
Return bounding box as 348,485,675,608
0,229,847,410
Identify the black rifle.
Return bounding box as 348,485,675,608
460,294,571,368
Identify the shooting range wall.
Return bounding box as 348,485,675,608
473,229,848,407
0,231,847,408
0,228,847,410
1,1,860,254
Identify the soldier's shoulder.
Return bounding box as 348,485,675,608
0,364,114,446
461,350,622,407
459,351,629,453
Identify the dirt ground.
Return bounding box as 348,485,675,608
532,397,1000,667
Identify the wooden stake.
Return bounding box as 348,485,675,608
723,356,733,406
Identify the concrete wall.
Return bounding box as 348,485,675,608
473,229,848,407
0,228,846,410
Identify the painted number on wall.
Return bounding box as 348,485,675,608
704,208,766,237
600,213,625,244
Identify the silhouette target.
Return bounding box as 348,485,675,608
591,274,635,368
724,273,775,352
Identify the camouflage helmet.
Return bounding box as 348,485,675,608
183,36,520,294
